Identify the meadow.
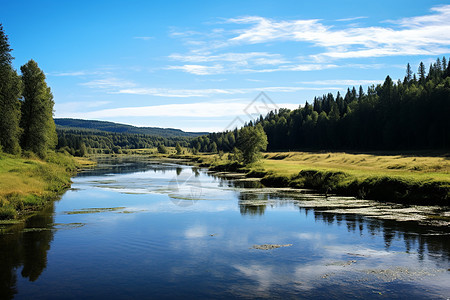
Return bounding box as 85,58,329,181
191,151,450,205
0,151,93,220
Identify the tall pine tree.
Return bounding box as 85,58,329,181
418,62,426,83
0,24,22,154
20,60,57,157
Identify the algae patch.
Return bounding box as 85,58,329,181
252,244,293,250
64,207,126,215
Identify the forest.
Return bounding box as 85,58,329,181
56,128,193,156
192,58,450,153
55,118,206,137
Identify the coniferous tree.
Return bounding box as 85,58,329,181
418,62,426,83
0,24,22,154
405,63,413,83
20,60,57,157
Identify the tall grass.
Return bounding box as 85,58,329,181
190,151,449,205
0,151,79,220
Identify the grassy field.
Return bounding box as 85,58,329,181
189,151,450,205
261,152,450,182
0,152,92,221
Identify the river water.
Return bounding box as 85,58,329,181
1,157,450,299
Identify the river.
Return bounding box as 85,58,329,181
1,157,449,299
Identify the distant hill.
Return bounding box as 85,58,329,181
55,118,207,138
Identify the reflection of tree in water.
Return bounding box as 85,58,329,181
192,167,200,177
238,192,268,216
310,209,450,263
176,167,182,176
0,204,55,299
78,157,184,177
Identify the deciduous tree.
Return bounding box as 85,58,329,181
20,60,57,157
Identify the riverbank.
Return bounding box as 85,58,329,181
0,151,95,221
179,151,449,205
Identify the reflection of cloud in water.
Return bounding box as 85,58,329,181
185,225,207,238
234,264,275,292
296,232,337,241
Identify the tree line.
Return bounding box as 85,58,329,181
192,57,450,153
56,128,193,156
0,24,56,158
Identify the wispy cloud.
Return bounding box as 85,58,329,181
55,101,111,112
115,86,341,97
299,79,383,86
168,52,290,75
81,78,137,89
169,52,288,65
169,5,450,66
133,36,154,40
49,70,110,77
225,6,450,60
58,100,300,119
336,16,368,22
167,64,225,75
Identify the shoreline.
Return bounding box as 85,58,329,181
0,152,96,223
169,152,449,206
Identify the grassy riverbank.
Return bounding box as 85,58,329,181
186,151,450,205
0,152,94,221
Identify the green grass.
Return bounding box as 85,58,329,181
0,151,83,220
185,151,450,205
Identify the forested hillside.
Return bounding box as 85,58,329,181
55,119,205,155
55,118,206,137
56,129,193,156
192,58,450,152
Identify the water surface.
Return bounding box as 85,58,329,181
1,157,450,299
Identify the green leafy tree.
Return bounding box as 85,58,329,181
236,124,268,164
157,143,168,154
175,142,182,155
210,141,217,153
0,24,22,154
20,60,57,157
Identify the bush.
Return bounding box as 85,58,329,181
157,144,168,154
0,206,17,220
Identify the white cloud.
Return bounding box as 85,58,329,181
51,71,88,77
49,70,110,77
115,86,340,97
81,78,137,89
169,51,288,65
166,6,450,75
55,101,111,112
336,16,368,22
168,52,290,75
133,36,153,40
185,225,207,238
299,79,383,86
167,64,225,75
214,6,450,60
58,100,300,119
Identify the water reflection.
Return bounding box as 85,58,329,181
0,204,55,299
0,157,449,299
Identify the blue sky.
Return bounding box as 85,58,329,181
1,0,450,132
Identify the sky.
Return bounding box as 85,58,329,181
1,0,450,132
